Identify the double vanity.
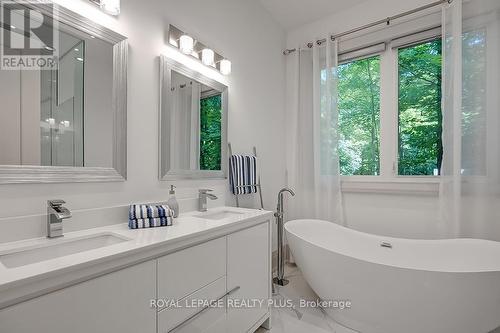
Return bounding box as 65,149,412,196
0,207,273,333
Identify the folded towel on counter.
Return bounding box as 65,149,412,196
229,155,258,195
128,204,175,229
129,204,172,220
128,216,173,229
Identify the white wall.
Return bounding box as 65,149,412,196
0,0,286,232
285,0,442,239
343,191,440,239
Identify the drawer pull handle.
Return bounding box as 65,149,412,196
168,286,241,333
227,285,240,296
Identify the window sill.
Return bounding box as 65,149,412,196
341,176,439,195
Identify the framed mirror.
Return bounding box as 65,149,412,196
159,56,228,180
0,1,127,184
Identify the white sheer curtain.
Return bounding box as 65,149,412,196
189,83,201,170
286,40,344,224
441,0,500,240
170,82,201,170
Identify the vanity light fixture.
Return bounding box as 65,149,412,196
169,25,232,75
88,0,120,16
220,59,232,75
100,0,120,15
179,35,194,55
201,48,215,66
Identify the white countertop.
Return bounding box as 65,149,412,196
0,206,273,309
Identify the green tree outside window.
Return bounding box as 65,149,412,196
338,55,381,176
398,39,442,176
200,94,222,170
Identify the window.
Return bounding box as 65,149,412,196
398,39,443,176
334,28,444,182
338,55,381,176
199,93,222,170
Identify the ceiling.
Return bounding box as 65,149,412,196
259,0,368,30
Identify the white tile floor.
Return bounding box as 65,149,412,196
256,264,357,333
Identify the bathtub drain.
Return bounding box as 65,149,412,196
380,242,393,249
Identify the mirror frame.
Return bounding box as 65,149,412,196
0,1,128,184
159,55,228,180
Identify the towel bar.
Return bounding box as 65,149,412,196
228,143,264,209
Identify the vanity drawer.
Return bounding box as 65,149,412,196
157,237,226,302
158,276,226,333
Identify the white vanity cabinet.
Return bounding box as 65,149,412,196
227,223,271,332
0,260,157,333
0,213,272,333
157,237,226,303
156,237,227,333
156,222,271,333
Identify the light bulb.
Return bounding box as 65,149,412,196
179,35,194,55
202,48,215,66
100,0,120,15
220,59,231,75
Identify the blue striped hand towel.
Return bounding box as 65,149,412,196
128,216,173,229
229,155,258,195
129,204,172,220
128,204,174,229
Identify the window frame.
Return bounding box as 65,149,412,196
338,30,443,193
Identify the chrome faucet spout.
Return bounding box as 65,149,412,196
278,188,296,197
198,189,218,212
47,200,72,238
276,187,296,214
205,193,218,200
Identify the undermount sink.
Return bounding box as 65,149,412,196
196,210,244,221
0,233,130,269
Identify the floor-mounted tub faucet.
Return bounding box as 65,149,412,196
47,200,72,238
274,188,295,286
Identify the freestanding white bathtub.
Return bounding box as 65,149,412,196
285,219,500,333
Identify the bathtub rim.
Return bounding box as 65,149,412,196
285,219,500,274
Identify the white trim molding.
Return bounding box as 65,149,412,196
341,177,440,194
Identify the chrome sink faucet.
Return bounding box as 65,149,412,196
198,189,218,212
47,200,72,238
